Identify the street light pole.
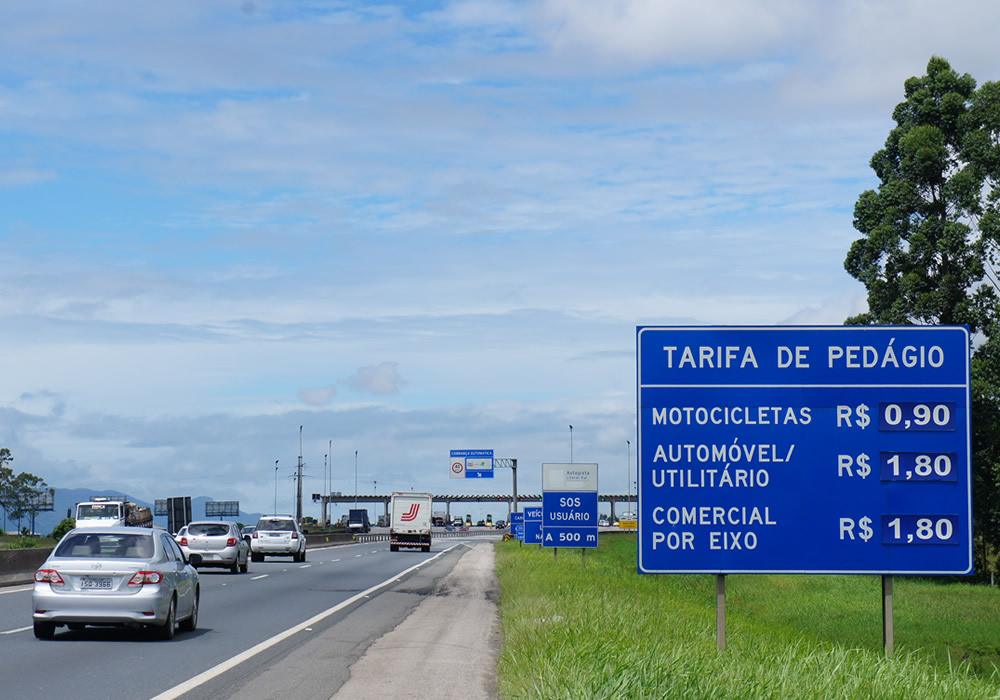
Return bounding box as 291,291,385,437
296,425,303,523
569,424,574,463
274,460,279,514
627,439,631,514
354,450,358,509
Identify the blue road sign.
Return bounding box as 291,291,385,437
637,326,972,575
510,512,525,541
523,506,543,545
543,491,598,548
450,449,494,478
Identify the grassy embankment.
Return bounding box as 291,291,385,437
496,533,1000,699
0,534,57,549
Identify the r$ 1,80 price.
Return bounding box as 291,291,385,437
882,515,958,545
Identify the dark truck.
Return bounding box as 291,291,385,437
348,508,371,533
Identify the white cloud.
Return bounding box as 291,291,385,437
344,362,407,395
299,386,337,405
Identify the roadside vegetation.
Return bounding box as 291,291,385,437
496,533,1000,699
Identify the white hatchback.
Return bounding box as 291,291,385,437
250,515,307,562
178,521,249,574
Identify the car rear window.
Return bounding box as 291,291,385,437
55,532,155,558
257,519,295,531
188,523,230,536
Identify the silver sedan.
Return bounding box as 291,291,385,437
178,521,249,574
32,526,201,640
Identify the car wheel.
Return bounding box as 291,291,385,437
240,556,249,573
179,591,199,633
230,559,240,574
33,621,56,640
251,552,263,563
390,544,398,552
300,549,306,563
156,597,177,640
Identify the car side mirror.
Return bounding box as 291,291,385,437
188,553,203,567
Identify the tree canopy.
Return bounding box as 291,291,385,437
844,56,1000,573
0,448,53,535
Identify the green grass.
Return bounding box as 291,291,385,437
495,533,1000,699
0,534,57,549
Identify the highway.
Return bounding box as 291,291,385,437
0,535,499,700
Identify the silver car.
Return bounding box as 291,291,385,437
250,514,307,562
178,521,249,574
32,527,200,640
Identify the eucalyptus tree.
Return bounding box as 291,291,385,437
844,56,1000,572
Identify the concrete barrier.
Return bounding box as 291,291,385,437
0,546,53,587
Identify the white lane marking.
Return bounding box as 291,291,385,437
2,625,32,635
354,554,363,558
251,574,269,580
299,565,311,569
150,543,462,700
331,559,340,562
0,584,32,595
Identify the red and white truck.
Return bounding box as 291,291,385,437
390,492,433,552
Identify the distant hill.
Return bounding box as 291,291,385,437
6,488,263,536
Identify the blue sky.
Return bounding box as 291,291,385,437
2,0,998,521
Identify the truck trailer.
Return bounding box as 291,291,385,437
390,492,432,552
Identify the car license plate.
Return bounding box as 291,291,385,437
81,577,112,590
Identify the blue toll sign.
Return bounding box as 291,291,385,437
450,449,494,478
510,512,525,541
523,506,543,544
637,326,972,575
542,491,598,548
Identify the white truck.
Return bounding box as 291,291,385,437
75,497,154,529
390,492,432,552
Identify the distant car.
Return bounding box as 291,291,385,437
32,526,201,640
174,525,188,542
476,520,486,527
494,520,506,529
452,518,463,527
178,521,249,574
599,519,610,527
240,526,255,548
250,515,307,562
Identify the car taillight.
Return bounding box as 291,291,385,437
128,571,163,586
291,532,299,539
226,537,237,547
180,537,188,546
252,532,258,539
35,569,64,585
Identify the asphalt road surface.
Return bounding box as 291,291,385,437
0,536,501,700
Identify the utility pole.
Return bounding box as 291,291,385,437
296,425,303,523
